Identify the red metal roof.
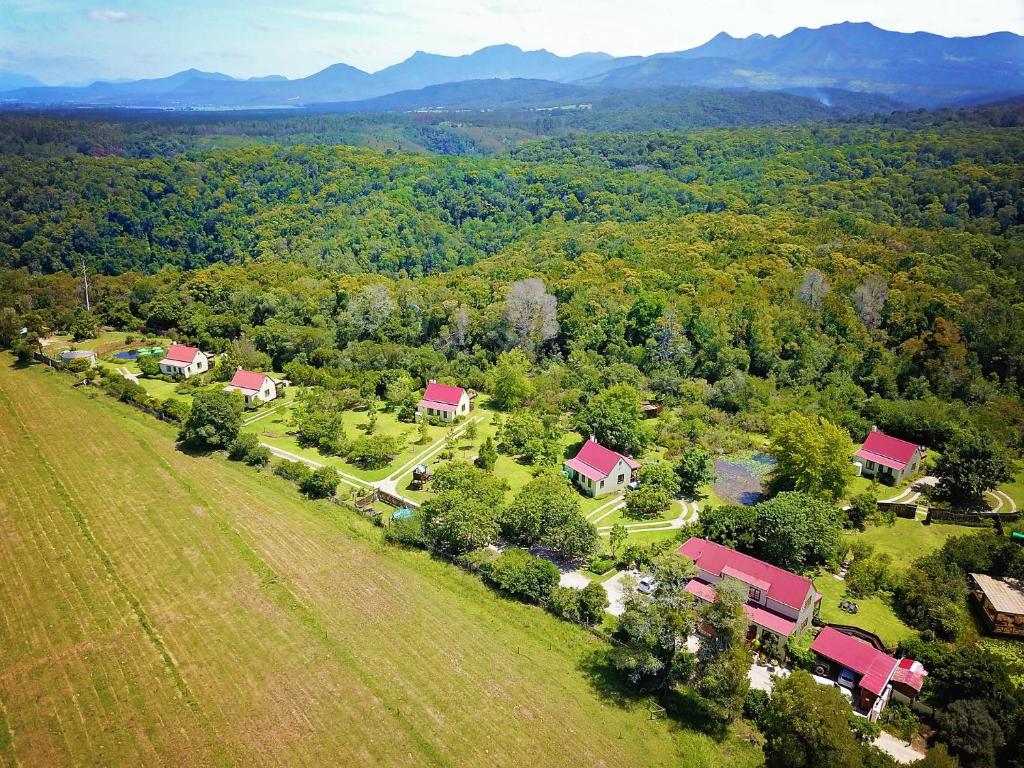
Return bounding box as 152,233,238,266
684,580,798,636
892,658,927,692
420,382,466,407
228,369,269,393
810,627,898,697
161,344,200,364
855,431,920,471
565,438,638,481
676,538,816,610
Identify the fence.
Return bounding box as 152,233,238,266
926,507,1020,530
33,351,63,369
877,501,919,519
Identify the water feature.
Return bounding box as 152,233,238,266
712,451,776,506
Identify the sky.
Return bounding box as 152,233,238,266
2,0,1022,85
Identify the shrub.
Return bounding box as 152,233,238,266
274,459,311,484
384,515,427,548
244,445,270,467
549,585,607,625
486,548,559,604
587,553,617,575
743,688,771,730
158,397,190,423
228,432,260,461
300,466,340,499
178,390,242,449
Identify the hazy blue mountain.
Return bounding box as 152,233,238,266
0,23,1020,109
0,72,44,91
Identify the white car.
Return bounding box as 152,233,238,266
637,575,659,594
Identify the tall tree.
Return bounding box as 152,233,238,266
934,430,1012,508
769,412,855,501
504,278,558,352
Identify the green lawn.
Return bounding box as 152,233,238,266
813,575,914,648
845,474,917,503
841,518,965,567
0,356,763,767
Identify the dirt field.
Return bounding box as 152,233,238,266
0,359,762,768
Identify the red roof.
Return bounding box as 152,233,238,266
564,438,640,481
854,431,921,471
810,627,899,697
161,344,201,364
684,580,798,636
676,537,816,611
891,657,927,692
228,369,269,393
418,382,466,412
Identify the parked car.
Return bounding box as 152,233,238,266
837,668,858,689
637,575,659,594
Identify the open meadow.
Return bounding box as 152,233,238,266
0,358,762,768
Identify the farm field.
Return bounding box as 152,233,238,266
0,358,762,768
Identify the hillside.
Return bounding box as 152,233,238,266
0,360,762,766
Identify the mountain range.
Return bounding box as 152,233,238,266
1,22,1021,111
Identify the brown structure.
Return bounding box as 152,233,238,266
970,573,1024,638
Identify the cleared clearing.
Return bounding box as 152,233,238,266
0,360,761,768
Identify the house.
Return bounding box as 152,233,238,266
676,537,820,656
563,437,640,497
223,368,277,404
854,427,924,483
417,380,471,422
970,573,1024,638
810,626,925,719
158,344,209,379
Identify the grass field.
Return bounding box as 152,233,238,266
813,575,914,648
0,358,762,768
841,518,965,567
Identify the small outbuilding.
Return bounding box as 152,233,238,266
223,368,277,404
563,437,639,497
417,380,470,423
158,344,209,379
854,427,924,484
970,573,1024,638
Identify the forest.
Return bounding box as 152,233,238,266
2,101,1024,768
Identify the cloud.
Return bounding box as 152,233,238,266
85,9,149,23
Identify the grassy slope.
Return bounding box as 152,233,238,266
0,359,761,768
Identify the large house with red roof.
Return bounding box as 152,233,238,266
223,368,278,404
854,427,924,484
417,380,470,423
563,437,640,497
676,537,820,655
810,626,926,719
158,344,209,379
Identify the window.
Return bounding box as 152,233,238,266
617,474,624,484
749,587,762,602
600,480,605,488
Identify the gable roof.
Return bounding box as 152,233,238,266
161,344,201,365
676,537,816,610
892,658,927,693
564,437,640,481
684,579,798,636
418,382,466,412
810,627,899,697
228,369,270,393
971,573,1024,615
855,431,921,470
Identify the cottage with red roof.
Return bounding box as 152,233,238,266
854,427,924,484
676,537,820,655
223,368,277,404
564,437,640,497
157,344,209,379
417,380,470,423
810,626,925,719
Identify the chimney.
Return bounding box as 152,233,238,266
429,378,437,384
870,425,878,433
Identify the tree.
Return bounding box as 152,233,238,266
636,461,680,497
752,492,844,570
136,352,161,377
300,466,339,499
609,523,628,555
769,412,855,501
488,548,559,604
421,463,507,555
797,269,831,312
499,409,547,459
854,275,888,329
501,474,598,559
676,446,716,498
625,485,672,519
694,578,751,721
347,435,401,469
475,436,497,471
696,504,757,552
910,744,960,768
490,349,534,410
847,492,877,530
762,671,865,768
504,278,558,352
228,432,260,461
936,699,1004,768
68,307,98,341
178,390,242,449
934,430,1012,508
575,384,649,455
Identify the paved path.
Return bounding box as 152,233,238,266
588,496,626,524
595,499,699,535
382,414,484,485
602,570,638,616
987,489,1017,513
116,366,139,383
261,443,369,490
559,571,591,589
873,732,925,764
748,661,789,693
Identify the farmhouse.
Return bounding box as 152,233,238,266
810,626,925,719
854,427,924,483
417,380,470,422
223,368,278,404
158,344,209,379
676,537,820,655
563,437,639,497
970,573,1024,638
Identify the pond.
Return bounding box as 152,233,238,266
113,350,140,360
713,451,776,506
